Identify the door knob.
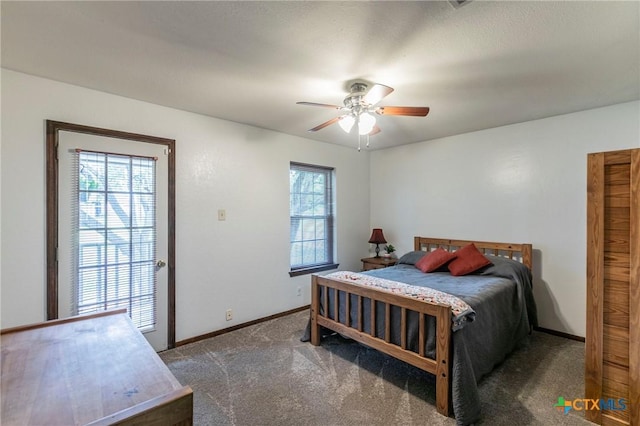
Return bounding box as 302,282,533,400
156,260,167,268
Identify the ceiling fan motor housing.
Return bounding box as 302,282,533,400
343,83,369,113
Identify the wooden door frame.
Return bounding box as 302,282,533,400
45,120,177,348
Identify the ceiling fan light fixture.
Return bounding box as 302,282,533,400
296,82,429,150
339,114,355,133
358,112,376,135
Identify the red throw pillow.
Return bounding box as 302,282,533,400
447,243,492,276
415,248,457,273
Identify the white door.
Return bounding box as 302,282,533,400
57,131,169,351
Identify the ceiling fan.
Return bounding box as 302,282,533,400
297,82,430,149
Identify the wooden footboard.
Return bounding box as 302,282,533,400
310,274,452,416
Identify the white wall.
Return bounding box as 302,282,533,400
0,69,370,340
370,101,640,337
3,68,638,340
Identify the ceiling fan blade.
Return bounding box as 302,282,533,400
363,84,394,105
368,125,381,136
297,101,345,110
308,116,343,132
375,106,430,117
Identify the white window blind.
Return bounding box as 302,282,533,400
289,162,336,275
72,150,157,330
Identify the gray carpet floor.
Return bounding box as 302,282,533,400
159,310,591,426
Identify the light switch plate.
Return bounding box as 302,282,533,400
218,209,226,221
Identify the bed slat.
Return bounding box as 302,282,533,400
370,299,376,338
385,303,391,343
401,307,407,350
345,292,350,327
357,295,363,332
419,313,426,357
323,285,328,319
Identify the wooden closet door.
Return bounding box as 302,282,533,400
586,149,639,426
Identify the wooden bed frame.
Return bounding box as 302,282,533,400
310,237,532,418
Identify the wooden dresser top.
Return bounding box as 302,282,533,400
1,310,190,425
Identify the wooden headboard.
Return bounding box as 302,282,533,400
413,237,533,271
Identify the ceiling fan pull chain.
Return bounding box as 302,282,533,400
366,134,370,148
358,135,362,152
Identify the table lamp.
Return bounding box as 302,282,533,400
368,228,387,258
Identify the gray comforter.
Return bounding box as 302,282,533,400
302,253,537,426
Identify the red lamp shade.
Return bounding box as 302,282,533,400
368,228,387,258
368,228,387,244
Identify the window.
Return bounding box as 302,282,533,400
289,162,338,276
73,150,157,330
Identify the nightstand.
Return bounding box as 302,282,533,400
361,256,398,271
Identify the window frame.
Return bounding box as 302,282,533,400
289,162,338,277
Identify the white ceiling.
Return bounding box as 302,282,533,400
2,1,639,150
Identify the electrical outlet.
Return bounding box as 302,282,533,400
225,309,233,321
296,286,302,296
